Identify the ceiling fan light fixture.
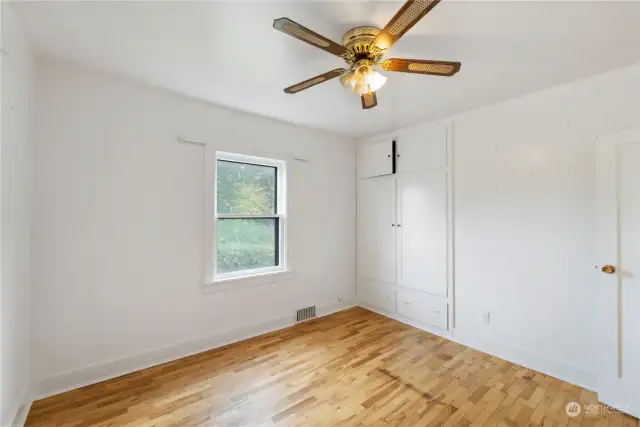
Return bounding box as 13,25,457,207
365,69,387,93
339,70,356,88
340,65,387,95
275,0,461,110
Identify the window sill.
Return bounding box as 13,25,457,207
203,270,293,294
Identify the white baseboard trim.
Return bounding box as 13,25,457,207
33,298,356,400
358,303,597,392
452,329,597,392
9,395,32,427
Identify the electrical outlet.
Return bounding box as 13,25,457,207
337,295,343,302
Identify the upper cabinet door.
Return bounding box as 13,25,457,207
358,177,396,285
358,139,394,178
396,124,446,174
398,169,448,296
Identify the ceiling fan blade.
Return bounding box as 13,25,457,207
273,17,349,57
284,68,346,94
372,0,441,51
382,58,461,76
361,92,378,110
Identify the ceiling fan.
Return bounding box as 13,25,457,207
273,0,461,110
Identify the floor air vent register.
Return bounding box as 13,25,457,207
296,306,316,322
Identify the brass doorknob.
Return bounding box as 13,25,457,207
601,265,616,274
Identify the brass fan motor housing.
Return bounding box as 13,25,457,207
341,26,384,66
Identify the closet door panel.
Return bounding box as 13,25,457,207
398,170,447,296
358,140,394,178
359,177,396,284
396,126,446,174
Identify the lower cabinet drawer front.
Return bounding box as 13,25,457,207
397,288,448,330
359,280,397,313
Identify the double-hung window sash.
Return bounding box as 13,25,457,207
214,153,285,279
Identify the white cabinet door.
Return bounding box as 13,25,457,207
396,125,446,174
359,177,396,285
398,169,447,296
358,139,393,178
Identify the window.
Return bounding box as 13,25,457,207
212,152,286,281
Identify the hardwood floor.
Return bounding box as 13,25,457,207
26,307,638,427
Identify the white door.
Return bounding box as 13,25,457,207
398,170,448,296
595,128,640,418
358,177,396,285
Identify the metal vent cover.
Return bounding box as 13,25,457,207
296,306,316,322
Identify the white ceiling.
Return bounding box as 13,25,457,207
14,0,640,138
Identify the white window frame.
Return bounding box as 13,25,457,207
207,150,288,285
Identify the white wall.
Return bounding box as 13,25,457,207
359,62,640,390
452,62,640,389
0,3,35,426
31,61,356,397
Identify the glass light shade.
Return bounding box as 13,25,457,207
339,70,355,88
340,66,387,95
365,70,387,92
